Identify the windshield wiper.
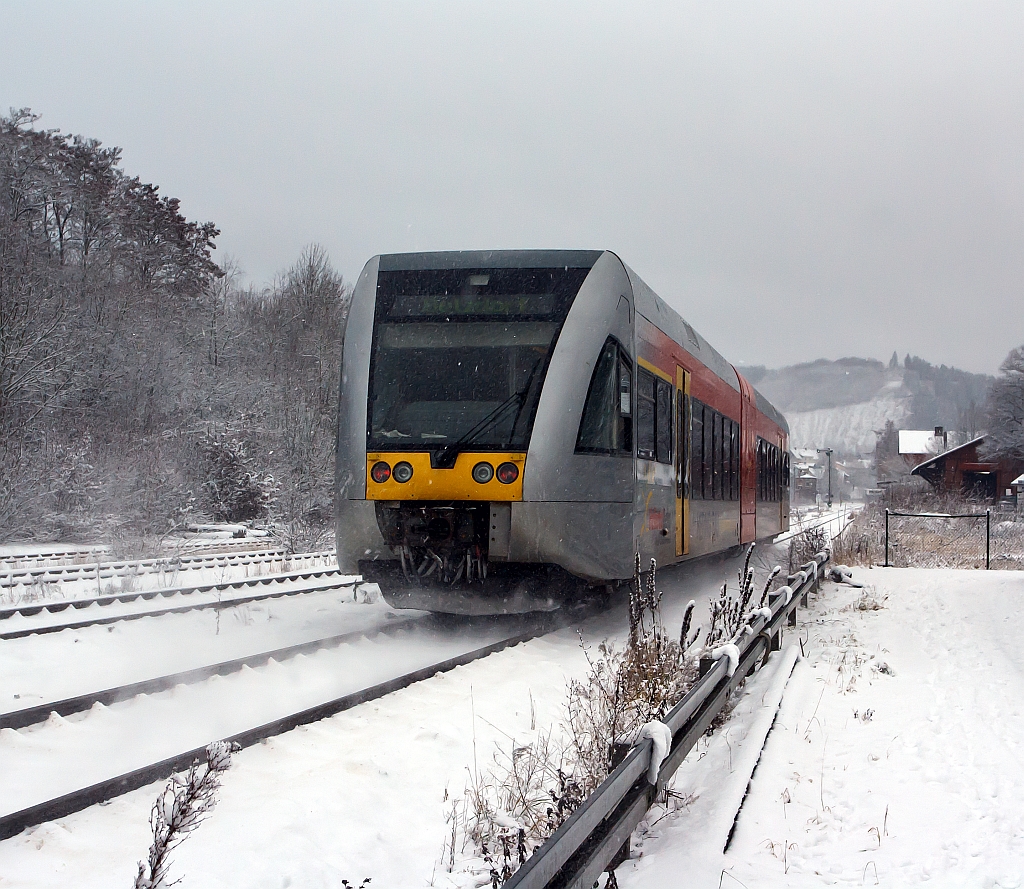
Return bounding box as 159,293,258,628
433,390,524,469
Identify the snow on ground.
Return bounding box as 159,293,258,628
616,566,1024,888
0,553,757,889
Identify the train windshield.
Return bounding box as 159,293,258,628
367,267,590,453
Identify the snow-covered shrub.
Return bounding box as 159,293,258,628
199,434,278,522
271,511,334,555
133,741,238,889
565,554,700,792
706,544,780,649
448,550,783,887
460,727,581,887
787,525,828,575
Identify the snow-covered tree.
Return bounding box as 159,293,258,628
984,345,1024,461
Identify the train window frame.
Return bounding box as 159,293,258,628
575,337,633,456
368,266,590,454
755,437,784,502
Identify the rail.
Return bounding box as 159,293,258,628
1,548,334,590
0,567,355,639
0,600,614,842
504,549,830,889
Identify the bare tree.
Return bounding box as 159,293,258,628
985,345,1024,461
958,399,983,439
279,243,351,406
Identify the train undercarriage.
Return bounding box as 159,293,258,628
359,501,597,614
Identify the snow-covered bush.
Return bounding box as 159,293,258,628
565,554,700,791
447,550,785,887
199,434,278,522
448,556,702,887
706,544,780,649
133,741,237,889
459,728,581,887
787,525,828,575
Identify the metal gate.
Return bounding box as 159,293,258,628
884,509,991,569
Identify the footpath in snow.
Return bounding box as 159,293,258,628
617,566,1024,888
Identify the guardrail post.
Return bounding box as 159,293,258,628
766,592,783,650
884,509,890,567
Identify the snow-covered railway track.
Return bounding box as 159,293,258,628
0,545,109,569
0,609,579,842
0,547,333,592
0,567,355,639
0,616,424,731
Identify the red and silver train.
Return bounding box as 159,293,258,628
336,250,789,613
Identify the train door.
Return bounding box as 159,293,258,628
737,374,757,543
675,366,689,556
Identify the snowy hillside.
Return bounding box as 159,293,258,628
744,357,991,456
786,385,911,453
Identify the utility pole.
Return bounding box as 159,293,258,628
816,447,834,508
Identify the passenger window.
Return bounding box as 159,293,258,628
655,378,672,465
636,369,656,459
690,400,704,499
730,421,739,500
720,416,730,500
757,438,765,501
716,412,725,499
703,407,713,499
576,339,632,455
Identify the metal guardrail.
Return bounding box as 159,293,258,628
505,550,830,889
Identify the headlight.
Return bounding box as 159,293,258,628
393,461,414,483
472,462,494,484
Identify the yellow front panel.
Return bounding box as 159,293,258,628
366,452,525,501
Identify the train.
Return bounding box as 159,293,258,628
335,250,789,613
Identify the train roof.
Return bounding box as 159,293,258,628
378,250,602,271
372,249,788,435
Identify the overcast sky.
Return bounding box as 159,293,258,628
4,2,1022,374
